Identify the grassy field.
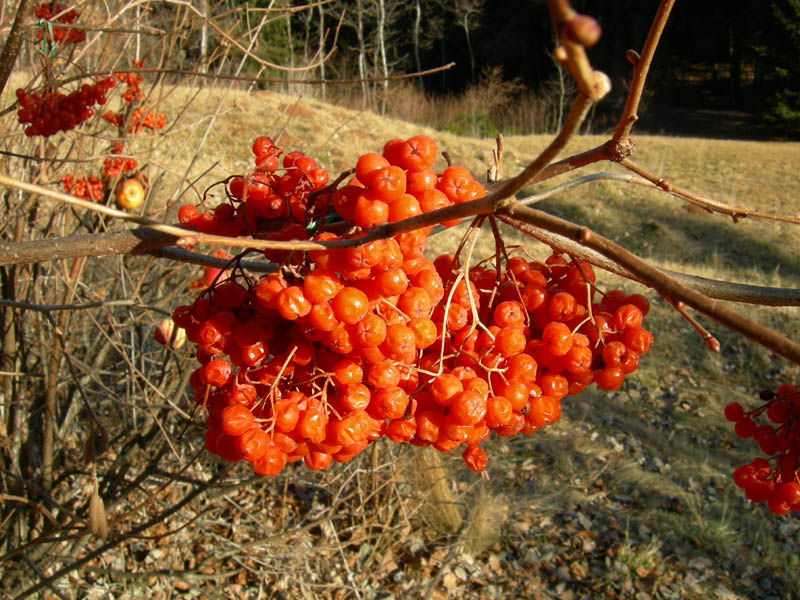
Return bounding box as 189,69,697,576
3,80,800,599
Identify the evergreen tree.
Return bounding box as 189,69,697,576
756,0,800,132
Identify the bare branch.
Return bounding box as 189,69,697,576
0,0,33,98
612,0,676,141
619,158,800,225
498,216,800,307
497,204,800,365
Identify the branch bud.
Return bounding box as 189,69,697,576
566,15,601,48
626,49,641,66
553,45,568,63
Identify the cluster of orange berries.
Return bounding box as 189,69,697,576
101,64,166,134
727,384,800,515
35,2,86,46
168,135,653,477
102,108,167,134
59,173,103,201
101,156,138,179
100,141,138,179
58,143,138,202
16,78,115,138
116,69,143,104
177,136,329,239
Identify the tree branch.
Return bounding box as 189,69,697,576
497,204,800,365
498,216,800,307
0,0,34,99
619,158,800,225
612,0,677,141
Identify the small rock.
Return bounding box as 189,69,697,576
442,571,458,589
521,548,540,568
173,580,190,592
576,511,592,530
555,566,571,582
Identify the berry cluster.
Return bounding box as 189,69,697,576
170,135,653,477
177,136,329,239
726,384,800,515
59,143,138,201
35,2,86,46
331,135,485,229
59,173,103,201
16,78,116,137
103,108,167,134
101,142,138,178
116,69,143,104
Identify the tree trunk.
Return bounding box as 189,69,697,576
463,11,475,82
376,0,388,115
199,0,207,74
318,5,326,99
356,0,369,108
286,9,294,94
413,0,423,90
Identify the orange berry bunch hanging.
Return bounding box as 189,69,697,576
102,62,167,133
726,384,800,515
59,173,103,201
176,136,329,241
171,135,652,476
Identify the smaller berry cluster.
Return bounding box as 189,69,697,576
102,108,167,134
117,69,143,104
59,173,103,201
726,384,800,515
16,78,115,138
101,158,137,179
59,142,138,202
177,136,329,239
101,64,167,133
35,2,86,46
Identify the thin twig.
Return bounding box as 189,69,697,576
619,157,800,225
613,0,677,141
497,215,800,307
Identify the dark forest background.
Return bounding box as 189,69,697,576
204,1,800,138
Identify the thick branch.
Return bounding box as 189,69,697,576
0,229,179,265
498,204,800,365
498,216,800,307
0,0,33,98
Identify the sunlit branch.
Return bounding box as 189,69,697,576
497,204,800,365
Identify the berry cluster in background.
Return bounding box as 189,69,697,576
726,385,800,515
15,52,165,208
168,135,654,477
16,78,115,138
34,2,86,46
